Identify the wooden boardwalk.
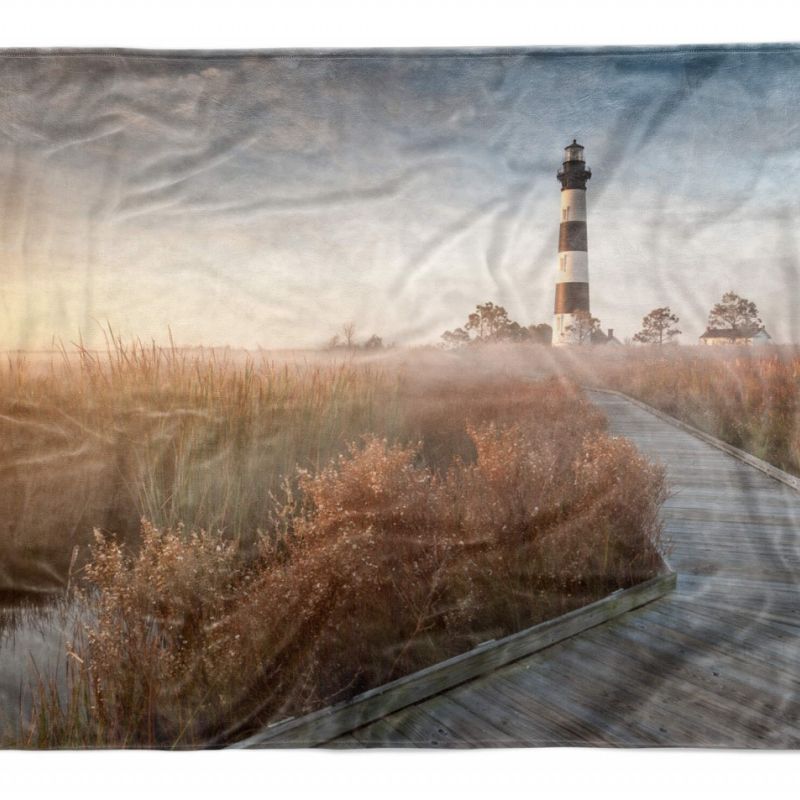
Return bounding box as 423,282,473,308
328,391,800,748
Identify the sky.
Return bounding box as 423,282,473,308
2,46,800,349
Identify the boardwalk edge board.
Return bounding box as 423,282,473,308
230,567,676,748
589,388,800,493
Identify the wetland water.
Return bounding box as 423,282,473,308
0,600,72,735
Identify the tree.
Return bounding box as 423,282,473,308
505,321,532,342
440,302,552,348
565,310,600,345
527,323,553,345
363,334,384,350
341,321,357,349
633,307,681,345
440,327,471,350
708,291,762,337
465,302,515,342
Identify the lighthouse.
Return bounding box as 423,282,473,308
552,140,592,345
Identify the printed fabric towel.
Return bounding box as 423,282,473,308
1,45,799,749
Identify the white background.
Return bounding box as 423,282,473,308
2,1,800,797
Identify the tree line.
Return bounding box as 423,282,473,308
438,291,763,348
324,292,764,352
441,302,552,348
326,322,386,351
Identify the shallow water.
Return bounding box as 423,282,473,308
0,602,74,739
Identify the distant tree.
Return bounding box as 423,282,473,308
565,310,601,345
708,291,762,337
326,333,341,350
341,321,357,349
363,334,384,350
527,323,553,345
633,307,682,345
505,321,532,342
441,302,553,348
465,302,515,342
440,327,471,350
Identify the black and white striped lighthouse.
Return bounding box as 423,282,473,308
552,140,592,345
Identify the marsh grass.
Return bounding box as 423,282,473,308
1,340,667,747
0,337,407,592
590,347,800,476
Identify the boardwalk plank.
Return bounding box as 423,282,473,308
372,702,474,748
349,717,417,748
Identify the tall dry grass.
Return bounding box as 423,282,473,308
3,350,666,748
0,339,405,599
591,347,800,476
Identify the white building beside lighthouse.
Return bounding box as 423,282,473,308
552,140,592,345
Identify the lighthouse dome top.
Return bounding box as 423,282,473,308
557,139,591,190
564,140,585,162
